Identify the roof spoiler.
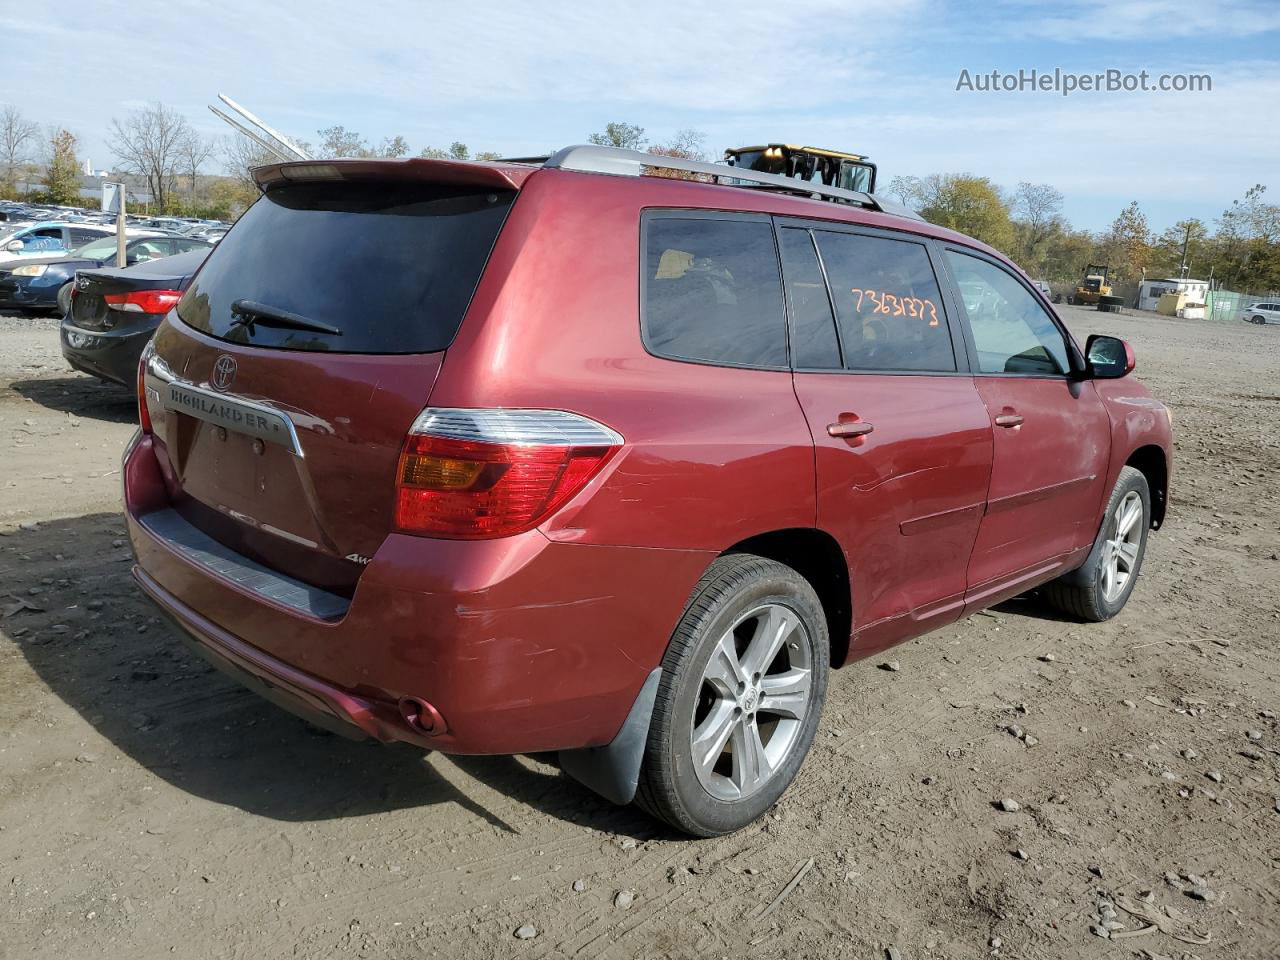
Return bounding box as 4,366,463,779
250,157,536,192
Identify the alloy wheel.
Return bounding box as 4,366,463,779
690,602,813,802
1102,490,1144,603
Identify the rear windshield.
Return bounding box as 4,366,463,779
176,180,514,353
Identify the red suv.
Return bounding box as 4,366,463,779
124,147,1172,836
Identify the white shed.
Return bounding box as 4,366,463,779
1138,278,1209,318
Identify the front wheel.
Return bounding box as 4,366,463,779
1044,466,1150,622
635,554,829,836
1252,315,1266,325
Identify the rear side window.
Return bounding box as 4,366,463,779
777,227,840,369
177,180,514,353
642,216,787,368
813,231,956,372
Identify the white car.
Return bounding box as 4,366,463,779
1241,301,1280,325
0,221,116,265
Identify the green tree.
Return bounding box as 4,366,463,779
1150,219,1209,278
1212,184,1280,291
1009,181,1065,275
1098,201,1151,283
317,125,367,158
917,174,1014,252
448,142,469,160
41,128,81,205
588,122,646,151
1042,228,1101,284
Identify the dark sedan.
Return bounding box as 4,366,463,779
61,248,209,390
0,234,210,314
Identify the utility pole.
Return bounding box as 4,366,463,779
116,187,126,268
1179,223,1192,278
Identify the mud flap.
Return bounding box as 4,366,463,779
558,667,662,805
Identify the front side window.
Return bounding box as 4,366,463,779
812,230,955,372
643,216,787,368
945,251,1070,375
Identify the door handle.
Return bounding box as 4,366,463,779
994,413,1024,428
827,421,875,438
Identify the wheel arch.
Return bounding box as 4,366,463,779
1125,444,1168,529
722,527,852,668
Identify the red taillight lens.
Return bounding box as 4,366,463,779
136,348,153,433
104,289,182,314
394,409,623,539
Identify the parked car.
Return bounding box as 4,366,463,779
61,248,210,388
1033,279,1052,298
0,234,209,314
1241,301,1280,324
0,221,116,265
123,148,1172,836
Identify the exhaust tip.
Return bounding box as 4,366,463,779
398,696,446,736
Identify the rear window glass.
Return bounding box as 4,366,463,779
177,180,514,353
642,216,786,368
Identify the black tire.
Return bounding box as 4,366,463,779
1252,315,1266,325
56,282,73,318
1043,466,1151,622
635,554,829,837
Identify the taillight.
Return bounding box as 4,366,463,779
104,289,182,314
394,408,623,539
137,345,153,433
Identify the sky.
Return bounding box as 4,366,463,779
5,0,1278,232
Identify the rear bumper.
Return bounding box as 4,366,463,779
61,318,153,388
124,432,711,755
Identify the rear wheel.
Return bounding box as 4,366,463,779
1043,466,1150,622
635,554,829,837
56,282,73,317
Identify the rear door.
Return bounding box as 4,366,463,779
779,222,993,651
142,173,517,587
940,248,1111,601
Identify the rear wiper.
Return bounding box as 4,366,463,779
230,299,343,337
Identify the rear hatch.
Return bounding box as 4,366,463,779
141,160,527,592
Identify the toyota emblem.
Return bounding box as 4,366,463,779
211,355,238,392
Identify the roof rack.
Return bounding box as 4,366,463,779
543,145,921,221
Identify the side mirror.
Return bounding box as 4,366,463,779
5,239,22,253
1085,334,1134,379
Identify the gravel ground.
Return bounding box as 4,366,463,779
1,304,1278,960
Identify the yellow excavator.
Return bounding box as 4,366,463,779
1070,264,1112,306
724,144,877,194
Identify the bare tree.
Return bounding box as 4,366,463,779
108,103,194,211
1,105,40,187
177,132,215,200
222,134,278,191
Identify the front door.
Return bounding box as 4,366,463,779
779,224,993,654
942,249,1111,601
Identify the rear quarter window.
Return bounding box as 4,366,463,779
642,215,787,369
177,180,514,353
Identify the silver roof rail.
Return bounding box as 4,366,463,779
544,144,922,221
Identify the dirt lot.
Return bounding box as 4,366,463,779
1,304,1277,960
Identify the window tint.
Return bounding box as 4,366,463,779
643,217,786,368
812,231,955,372
69,228,106,246
178,180,514,353
777,228,840,368
945,251,1070,375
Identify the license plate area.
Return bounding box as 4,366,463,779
160,381,302,456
